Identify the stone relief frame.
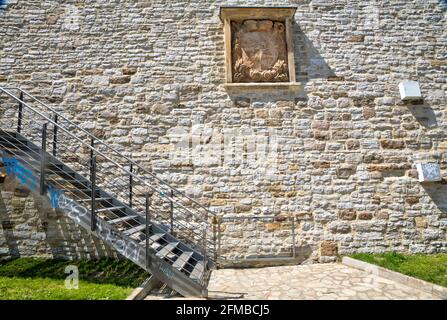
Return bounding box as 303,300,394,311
220,6,301,92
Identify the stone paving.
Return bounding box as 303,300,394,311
204,263,439,300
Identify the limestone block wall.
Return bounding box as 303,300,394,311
0,0,446,264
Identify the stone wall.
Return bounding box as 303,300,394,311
0,0,446,264
0,176,117,260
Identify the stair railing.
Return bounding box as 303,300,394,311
0,86,217,267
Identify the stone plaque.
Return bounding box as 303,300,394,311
220,6,300,91
416,163,442,182
232,19,289,83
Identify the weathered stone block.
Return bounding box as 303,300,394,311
320,241,338,256
346,139,360,150
265,223,282,232
357,212,373,220
406,196,420,205
347,35,365,42
313,161,330,169
328,221,351,233
381,139,405,149
313,131,329,140
110,75,131,84
336,165,356,178
415,217,427,228
311,120,329,130
338,210,356,221
363,107,376,120
122,66,137,75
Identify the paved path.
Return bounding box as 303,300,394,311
205,263,439,300
144,263,440,300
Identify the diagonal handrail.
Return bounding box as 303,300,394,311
0,86,214,222
0,86,218,264
0,86,220,293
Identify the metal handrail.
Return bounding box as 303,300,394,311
0,87,213,224
0,86,214,219
0,87,216,260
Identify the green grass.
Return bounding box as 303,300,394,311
350,252,447,288
0,257,150,300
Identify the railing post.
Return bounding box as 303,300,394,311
90,155,97,232
129,163,133,208
52,114,58,157
39,123,47,195
17,91,23,133
90,138,94,161
202,224,207,283
145,191,152,269
169,189,174,234
217,216,222,264
291,215,296,259
212,215,218,263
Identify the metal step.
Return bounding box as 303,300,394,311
151,242,162,250
108,215,138,224
78,197,113,203
156,242,179,259
139,232,164,246
96,206,125,213
150,233,165,243
62,188,92,194
172,251,194,270
123,224,145,236
190,261,204,280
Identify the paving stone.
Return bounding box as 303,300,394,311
205,264,440,300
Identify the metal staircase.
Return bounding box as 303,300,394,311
0,86,217,297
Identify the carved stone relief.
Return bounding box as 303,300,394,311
232,19,289,83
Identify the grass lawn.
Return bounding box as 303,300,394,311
350,252,447,288
0,257,150,300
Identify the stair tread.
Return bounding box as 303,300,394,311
190,261,205,280
78,197,113,202
138,232,164,246
122,224,145,236
96,206,125,213
172,251,194,270
108,215,138,224
150,233,165,242
156,242,179,259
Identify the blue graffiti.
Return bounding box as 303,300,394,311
159,264,174,280
48,184,63,209
1,156,38,191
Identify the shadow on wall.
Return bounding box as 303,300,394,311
0,183,20,258
421,182,447,216
293,23,336,83
226,22,335,104
405,101,438,128
441,0,447,11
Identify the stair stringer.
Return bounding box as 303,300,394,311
0,153,207,297
47,182,206,297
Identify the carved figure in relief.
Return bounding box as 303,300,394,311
232,19,289,83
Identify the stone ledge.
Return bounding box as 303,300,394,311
224,82,303,93
342,256,447,299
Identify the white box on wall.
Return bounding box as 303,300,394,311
416,163,442,182
399,80,422,100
